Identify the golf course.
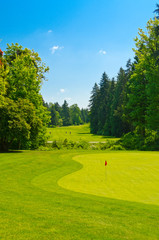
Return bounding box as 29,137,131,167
1,2,159,239
46,124,118,142
0,144,159,239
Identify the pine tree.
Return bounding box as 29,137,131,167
89,83,100,134
61,100,72,126
154,3,159,19
110,68,129,137
98,72,110,135
103,78,115,136
81,108,89,123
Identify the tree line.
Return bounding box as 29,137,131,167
89,10,159,150
0,43,89,151
43,100,89,127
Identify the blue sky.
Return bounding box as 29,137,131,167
0,0,156,108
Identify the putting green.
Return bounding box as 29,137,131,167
58,152,159,205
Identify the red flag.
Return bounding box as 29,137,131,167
105,161,107,166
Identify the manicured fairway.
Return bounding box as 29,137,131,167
59,152,159,205
0,150,159,240
47,124,118,142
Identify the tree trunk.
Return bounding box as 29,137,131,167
0,139,9,152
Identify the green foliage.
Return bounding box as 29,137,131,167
89,17,159,150
126,18,159,135
51,138,90,150
52,139,64,149
70,104,82,125
89,67,131,138
0,43,50,151
89,83,100,134
94,140,124,150
44,100,89,127
109,144,125,150
81,108,89,123
154,3,159,19
121,129,159,150
121,130,145,150
144,130,159,150
48,103,63,127
61,100,72,126
97,72,110,133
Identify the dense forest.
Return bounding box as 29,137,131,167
43,100,89,127
89,13,159,150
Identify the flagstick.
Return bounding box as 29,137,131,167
105,161,107,183
105,167,107,182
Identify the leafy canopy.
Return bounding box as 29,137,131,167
0,43,50,151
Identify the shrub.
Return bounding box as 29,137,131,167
110,145,125,150
143,130,159,151
121,132,144,150
76,140,89,149
121,129,159,150
52,140,63,149
38,146,52,151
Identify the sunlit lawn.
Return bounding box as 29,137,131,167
47,124,118,142
0,150,159,240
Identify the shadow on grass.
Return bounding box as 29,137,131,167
78,132,115,139
0,150,24,153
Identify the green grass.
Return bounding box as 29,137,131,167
47,124,118,142
59,152,159,205
0,150,159,239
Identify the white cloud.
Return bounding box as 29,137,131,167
60,88,65,93
50,45,64,54
48,30,52,33
99,49,107,55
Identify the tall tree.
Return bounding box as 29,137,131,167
70,104,82,125
126,18,159,135
54,102,62,115
49,103,58,126
98,72,110,134
61,100,72,126
110,68,128,137
103,78,115,136
154,3,159,19
0,44,50,151
81,108,89,123
89,83,100,134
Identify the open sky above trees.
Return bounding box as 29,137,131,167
0,0,156,108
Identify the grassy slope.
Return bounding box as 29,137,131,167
47,124,118,142
0,150,159,240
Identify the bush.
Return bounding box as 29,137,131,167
143,130,159,151
38,146,52,151
110,145,125,150
98,141,113,150
76,140,89,149
65,140,76,149
52,140,63,149
95,140,121,150
51,139,90,150
121,132,144,150
121,129,159,150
